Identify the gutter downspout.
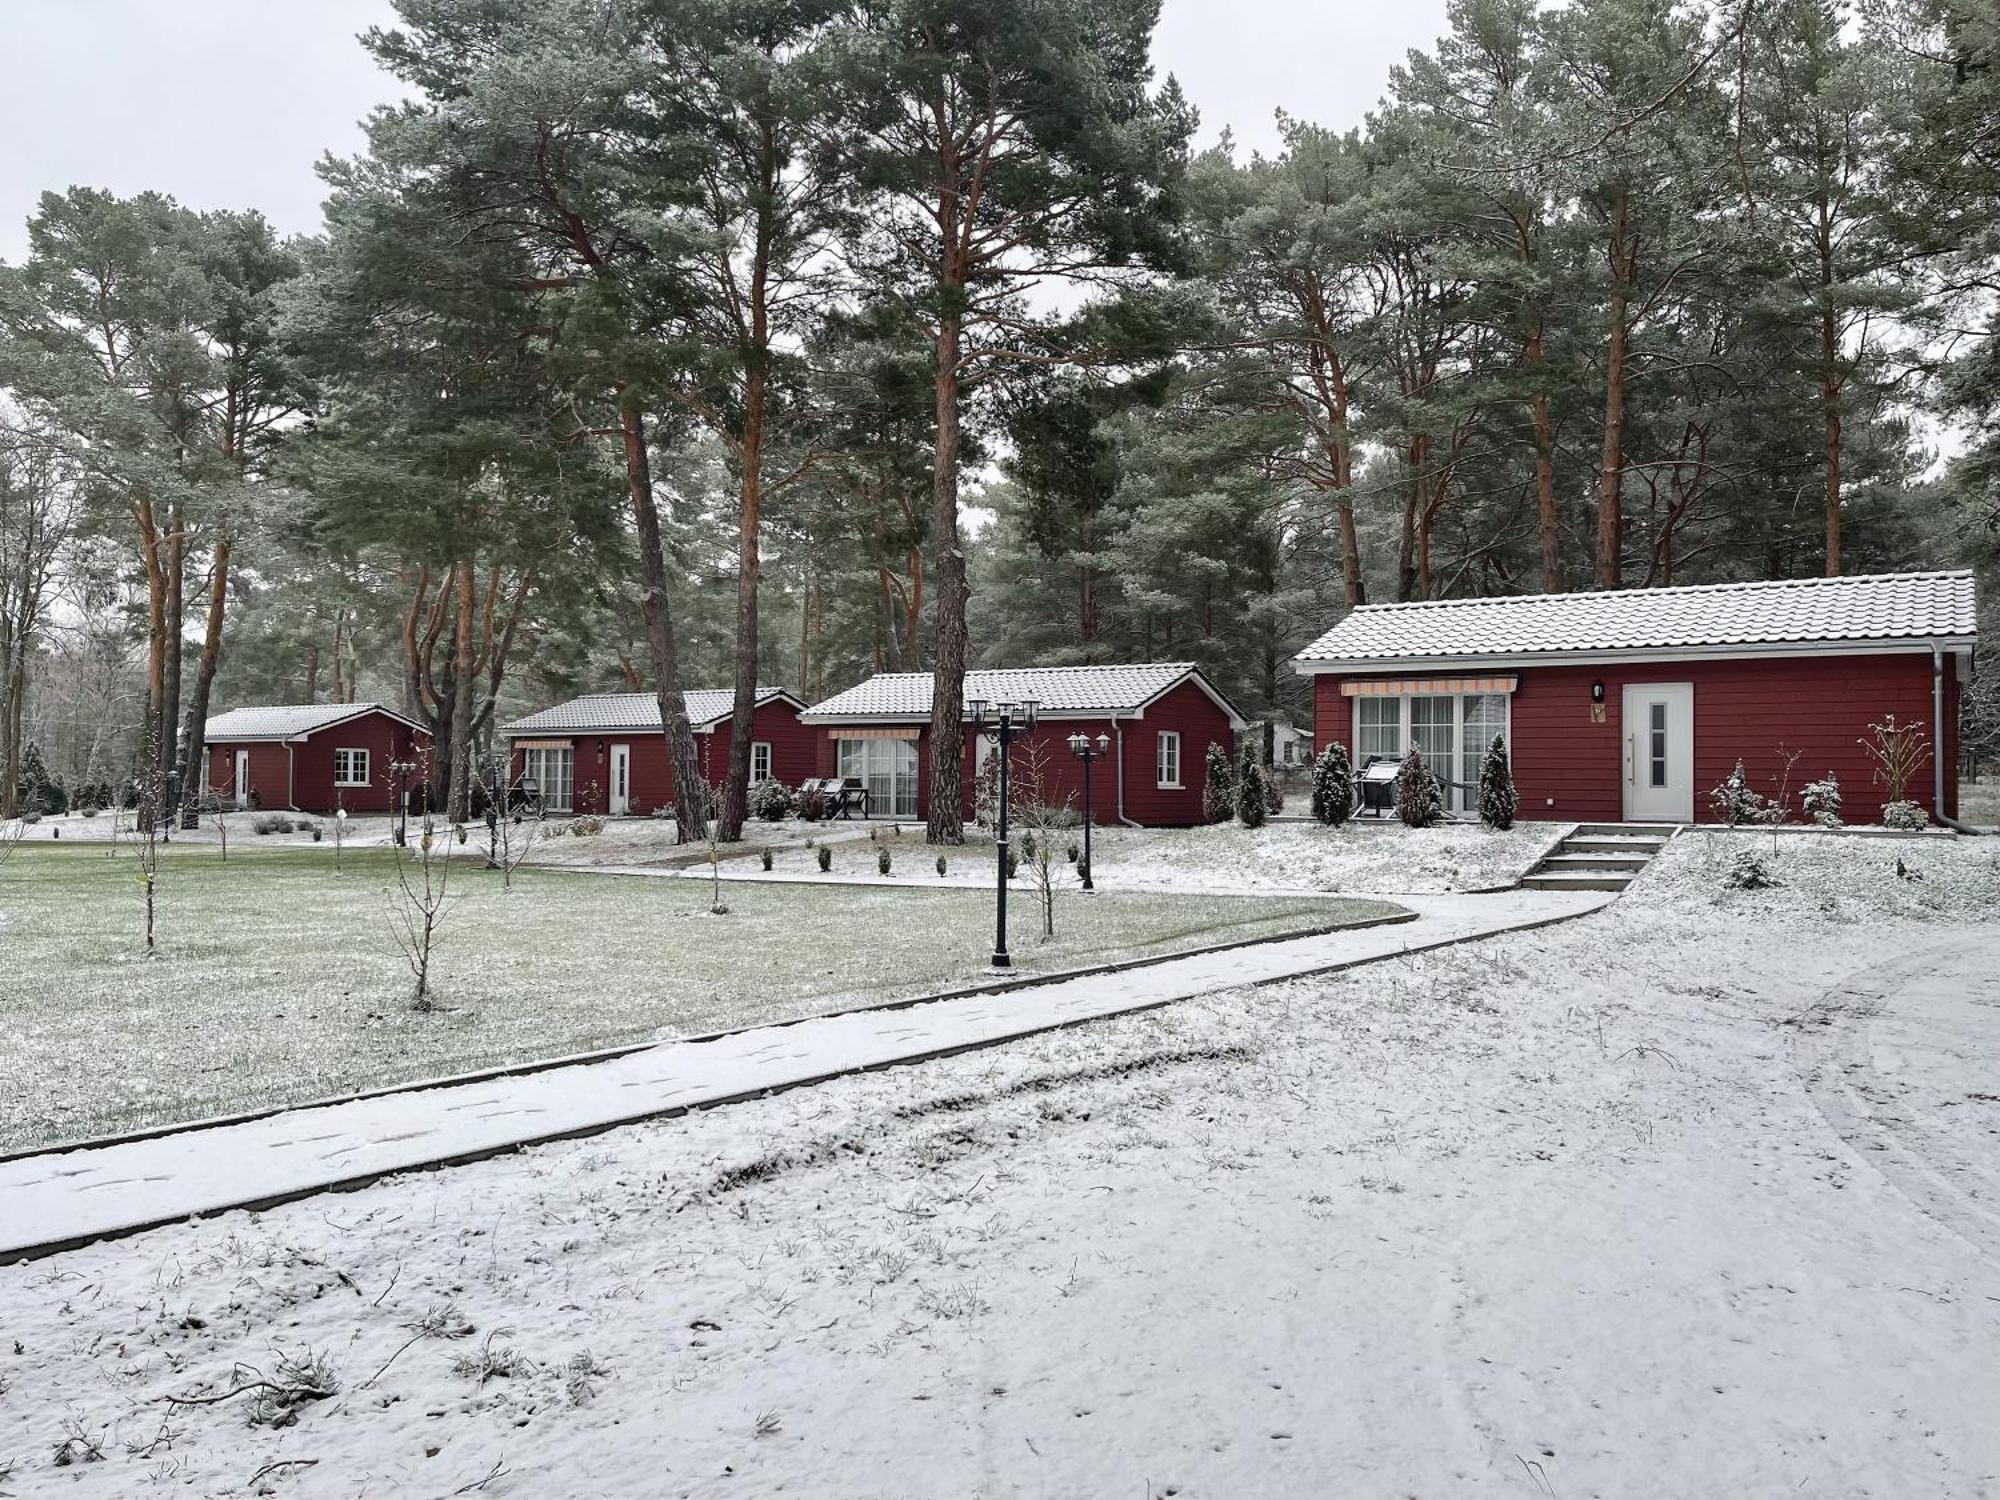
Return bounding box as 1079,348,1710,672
285,739,299,813
1932,642,1980,834
1109,713,1139,828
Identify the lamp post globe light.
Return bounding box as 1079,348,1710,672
1066,730,1110,891
968,696,1038,969
389,758,418,848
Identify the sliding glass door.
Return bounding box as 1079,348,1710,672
836,738,918,818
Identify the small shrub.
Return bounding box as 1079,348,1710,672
1310,743,1354,827
79,805,98,818
1201,742,1234,824
1235,747,1268,828
568,815,605,837
1395,748,1443,828
935,853,947,878
19,810,40,825
760,848,773,871
1066,842,1079,863
1263,774,1284,815
877,846,892,875
817,844,832,873
1003,843,1019,879
252,813,294,836
1477,734,1518,831
1882,799,1927,831
748,779,792,822
796,786,826,822
1801,774,1842,827
1860,714,1928,806
1723,850,1779,889
1707,759,1766,826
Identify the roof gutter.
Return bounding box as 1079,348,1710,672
1293,636,1979,676
1932,641,1980,834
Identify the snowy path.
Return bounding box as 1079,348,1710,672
0,887,1604,1262
1792,929,2000,1262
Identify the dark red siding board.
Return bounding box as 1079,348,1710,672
206,710,429,815
1308,650,1958,825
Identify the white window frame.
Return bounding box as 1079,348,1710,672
1355,696,1403,766
751,740,773,783
1156,731,1182,789
332,747,371,787
522,746,575,813
837,737,918,818
1352,691,1514,813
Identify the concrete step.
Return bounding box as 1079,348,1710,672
1572,822,1683,837
1563,834,1671,854
1539,851,1651,872
1520,871,1634,892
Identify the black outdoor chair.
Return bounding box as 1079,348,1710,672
508,777,545,818
1356,756,1400,818
828,777,871,819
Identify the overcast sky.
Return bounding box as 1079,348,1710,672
0,0,1451,262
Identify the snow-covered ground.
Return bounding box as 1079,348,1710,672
1085,816,1563,893
3,830,1995,1495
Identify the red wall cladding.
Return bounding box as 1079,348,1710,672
1311,650,1958,825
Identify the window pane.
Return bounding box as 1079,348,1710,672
1460,694,1507,792
1356,696,1400,765
1410,696,1454,763
1649,703,1668,788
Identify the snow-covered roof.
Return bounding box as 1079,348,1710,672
203,703,422,742
801,663,1245,725
500,687,800,737
1294,571,1978,671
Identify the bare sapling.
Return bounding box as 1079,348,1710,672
472,758,542,890
130,752,165,956
1764,744,1803,855
1860,714,1929,825
210,796,230,863
701,780,728,915
1010,739,1076,941
388,814,458,1011
0,814,22,877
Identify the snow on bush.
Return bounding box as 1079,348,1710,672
1310,743,1353,827
1883,800,1928,831
1801,773,1842,827
1723,850,1779,890
1395,749,1442,829
1477,734,1517,831
1235,747,1268,829
748,779,792,822
1707,759,1766,826
1202,742,1234,824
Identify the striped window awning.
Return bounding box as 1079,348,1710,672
826,725,922,740
512,737,574,750
1340,676,1518,697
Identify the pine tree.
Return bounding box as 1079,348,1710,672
1396,747,1443,828
1201,741,1235,824
1311,743,1354,827
1235,745,1268,828
1477,734,1518,830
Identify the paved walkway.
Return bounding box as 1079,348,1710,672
0,888,1608,1263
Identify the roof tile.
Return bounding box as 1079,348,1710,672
800,663,1214,720
501,688,789,736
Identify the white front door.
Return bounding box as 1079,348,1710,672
233,750,251,809
608,743,631,816
1622,683,1694,823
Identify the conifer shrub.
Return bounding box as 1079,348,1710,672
1310,743,1354,827
1235,747,1268,828
1477,734,1518,830
1395,748,1443,828
1201,742,1234,824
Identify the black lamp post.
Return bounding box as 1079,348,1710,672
968,695,1039,969
390,757,418,848
1066,730,1110,891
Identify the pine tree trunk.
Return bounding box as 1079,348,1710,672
1526,319,1560,593
1595,189,1634,591
164,508,185,793
303,641,319,703
446,559,476,822
927,306,969,845
136,496,170,826
621,396,709,842
720,363,766,842
1821,306,1842,576
175,535,231,828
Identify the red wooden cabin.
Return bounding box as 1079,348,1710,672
1293,571,1978,827
799,663,1247,827
499,688,814,815
203,704,431,815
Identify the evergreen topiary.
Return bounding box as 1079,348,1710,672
1262,772,1284,815
1396,747,1443,828
1801,773,1842,827
1201,742,1234,824
1235,746,1268,828
817,844,832,872
1477,734,1518,830
1708,759,1765,826
877,845,892,875
1310,743,1354,827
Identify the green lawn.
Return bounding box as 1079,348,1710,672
0,844,1399,1150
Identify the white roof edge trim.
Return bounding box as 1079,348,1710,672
1290,636,1978,675
206,704,429,741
